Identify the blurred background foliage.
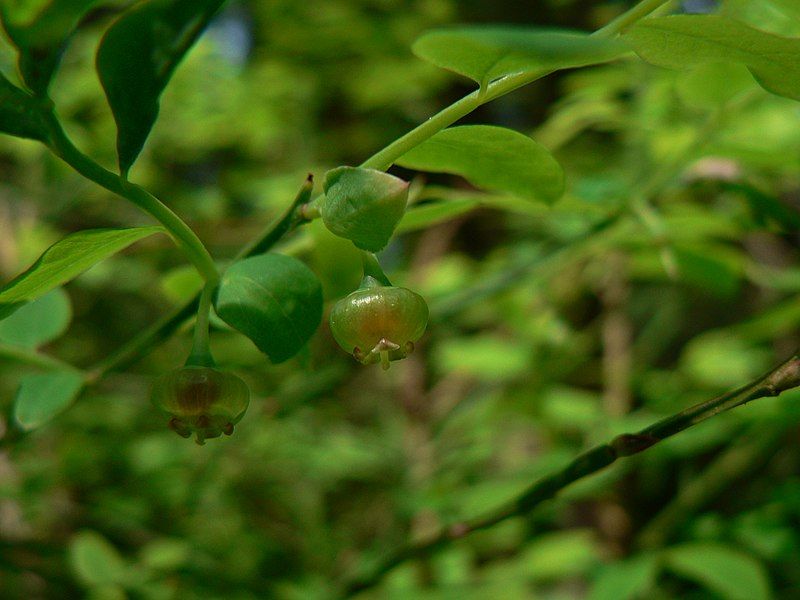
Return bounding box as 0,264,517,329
1,0,800,598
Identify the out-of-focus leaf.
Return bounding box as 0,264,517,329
214,254,323,363
664,542,771,600
69,530,128,587
522,529,600,581
13,370,84,430
396,125,565,203
321,166,408,252
625,15,800,101
413,27,627,89
397,198,479,233
589,554,659,600
0,227,163,318
0,72,49,140
675,62,757,109
0,287,71,348
96,0,226,174
1,0,97,94
681,331,772,388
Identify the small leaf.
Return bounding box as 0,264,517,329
0,288,71,348
396,125,565,203
664,542,771,600
0,72,49,140
1,0,97,95
624,15,800,101
321,166,409,252
413,26,627,88
13,370,84,430
214,254,323,363
69,530,127,588
589,554,659,600
96,0,225,174
0,227,163,318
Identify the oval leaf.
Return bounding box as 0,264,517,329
96,0,225,174
413,27,627,88
0,288,71,348
664,542,771,600
396,125,565,203
1,0,97,95
69,530,128,588
321,166,409,252
0,72,49,140
214,254,323,363
0,226,163,318
624,15,800,101
13,370,84,430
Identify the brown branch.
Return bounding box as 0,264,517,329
342,351,800,596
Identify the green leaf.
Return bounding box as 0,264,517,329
214,254,323,363
0,71,49,140
664,542,771,600
1,0,97,95
396,125,565,203
321,166,409,252
624,15,800,101
412,27,627,88
13,370,84,430
0,288,71,348
0,227,163,318
589,554,659,600
397,198,479,233
69,530,128,588
96,0,225,174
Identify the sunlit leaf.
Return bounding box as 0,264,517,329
96,0,226,174
397,125,564,203
0,227,163,319
214,254,323,363
625,15,800,101
413,26,627,88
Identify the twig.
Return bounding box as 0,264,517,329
342,351,800,595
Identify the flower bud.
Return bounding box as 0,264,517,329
151,366,249,444
329,278,428,369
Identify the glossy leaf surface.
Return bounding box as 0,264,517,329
214,254,323,363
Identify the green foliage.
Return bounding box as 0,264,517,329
664,542,771,600
0,0,96,95
397,125,565,202
1,0,800,598
0,227,163,318
321,166,409,252
624,15,800,101
0,71,48,140
214,254,323,363
413,26,627,89
13,370,84,430
0,287,70,347
96,0,226,174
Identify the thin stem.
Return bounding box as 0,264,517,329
0,343,83,374
343,351,800,595
595,0,674,37
43,112,219,283
186,282,215,367
85,176,315,377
